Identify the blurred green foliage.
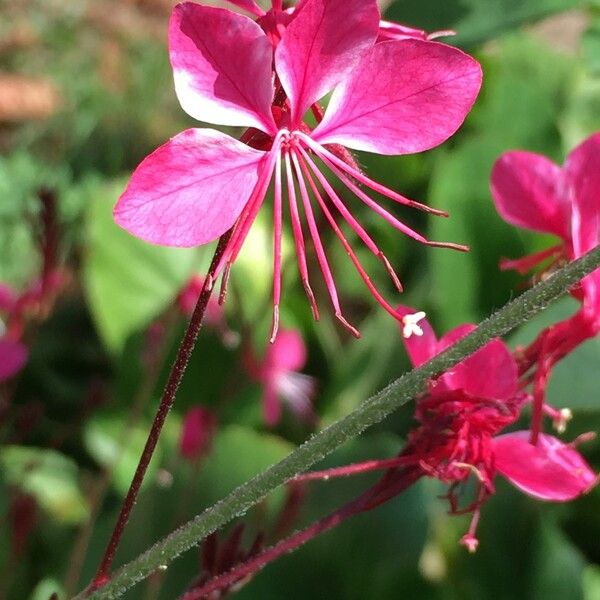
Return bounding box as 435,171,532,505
1,1,600,599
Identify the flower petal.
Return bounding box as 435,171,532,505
564,133,600,312
169,2,276,133
491,151,569,239
493,432,597,501
396,305,437,367
312,40,482,155
265,329,307,372
438,325,518,399
275,0,379,126
114,129,265,247
0,338,28,381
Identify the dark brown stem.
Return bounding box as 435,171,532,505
91,230,233,589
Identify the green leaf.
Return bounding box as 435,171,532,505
0,446,88,525
530,522,585,600
561,72,600,152
198,425,294,508
82,178,200,353
386,0,582,47
584,565,600,600
29,578,65,600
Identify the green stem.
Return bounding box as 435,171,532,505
76,245,600,600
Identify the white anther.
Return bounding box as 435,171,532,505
401,311,426,339
554,408,573,434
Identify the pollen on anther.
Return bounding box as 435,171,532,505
401,311,426,339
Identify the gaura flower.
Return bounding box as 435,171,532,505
114,0,482,340
491,132,600,326
395,306,597,550
245,328,315,426
179,405,218,461
491,133,600,441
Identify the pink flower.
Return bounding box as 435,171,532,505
179,406,218,461
395,306,597,549
246,328,315,426
491,133,600,326
491,133,600,442
114,0,482,339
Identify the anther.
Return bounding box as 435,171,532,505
335,312,361,338
401,311,426,339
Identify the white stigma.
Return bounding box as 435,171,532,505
402,311,426,339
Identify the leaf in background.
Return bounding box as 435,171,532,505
83,178,200,353
198,425,294,509
561,72,600,151
530,522,586,600
0,446,88,525
83,413,170,496
582,16,600,75
29,578,65,600
385,0,582,48
584,565,600,600
428,36,573,331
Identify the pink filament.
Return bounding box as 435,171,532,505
289,150,360,337
296,150,402,322
271,152,283,342
284,151,320,321
298,146,403,292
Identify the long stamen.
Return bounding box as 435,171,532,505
284,152,320,321
271,152,283,343
296,152,403,322
214,136,285,280
317,149,468,252
298,133,447,216
299,146,403,292
290,149,360,337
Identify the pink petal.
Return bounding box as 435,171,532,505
275,0,379,126
169,3,276,133
114,129,265,247
564,134,600,248
396,305,437,368
264,329,307,372
493,432,597,501
437,325,518,399
491,151,569,239
0,338,28,381
312,40,482,155
179,406,218,461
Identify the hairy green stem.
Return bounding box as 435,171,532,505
76,245,600,599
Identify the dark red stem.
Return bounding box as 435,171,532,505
91,230,233,589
